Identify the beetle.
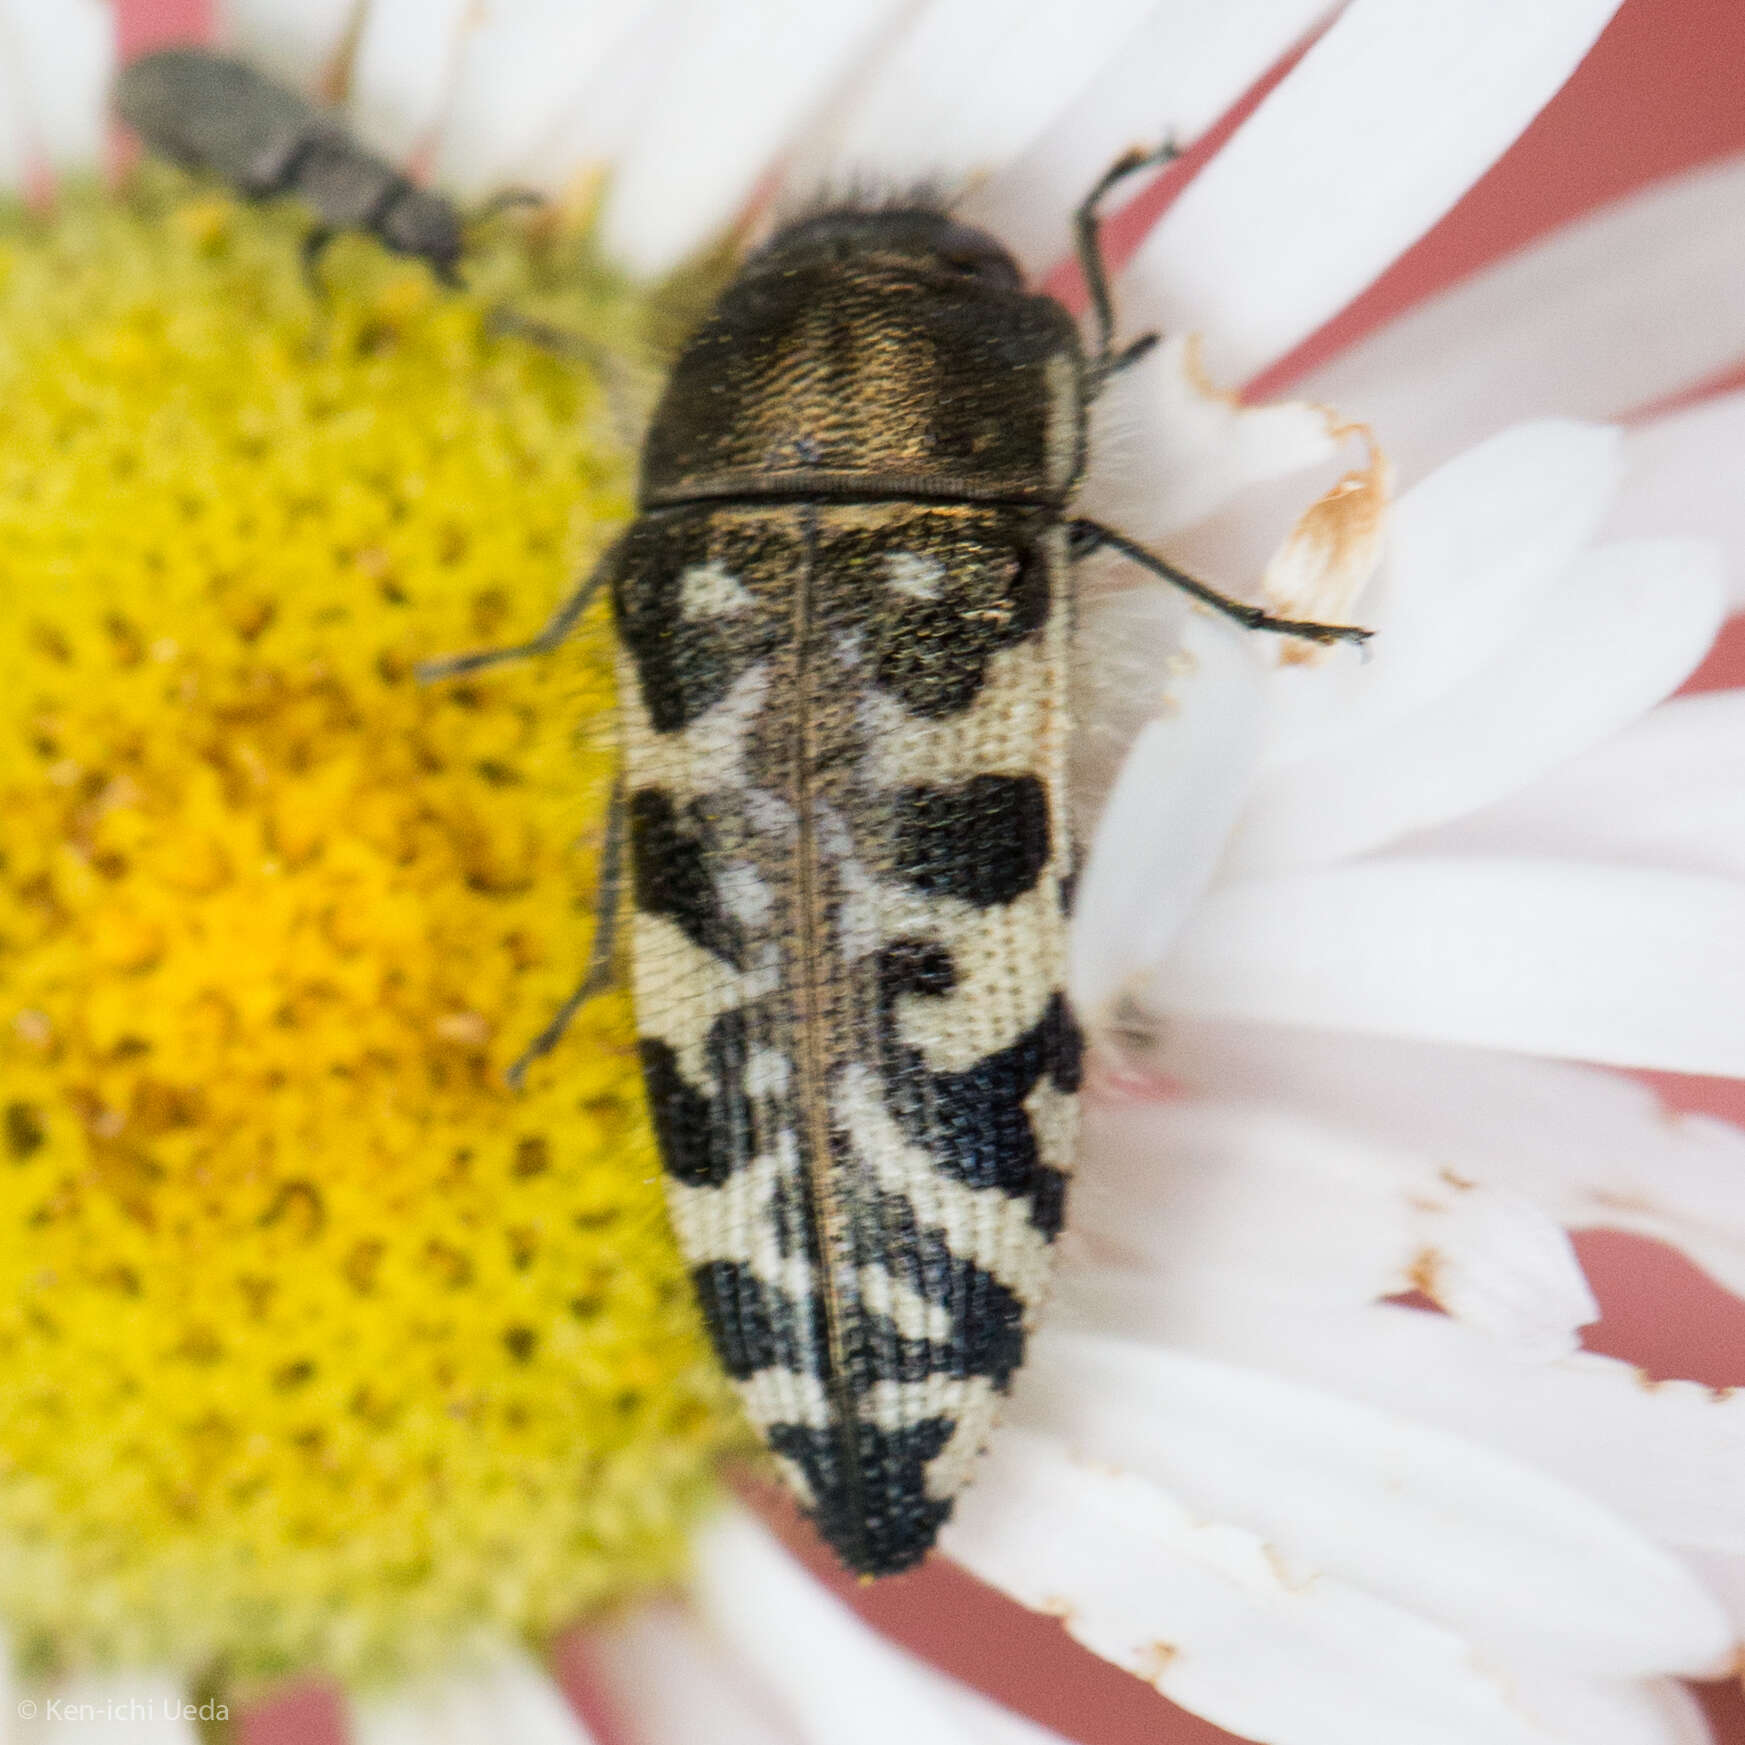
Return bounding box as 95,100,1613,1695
115,46,526,287
422,150,1368,1575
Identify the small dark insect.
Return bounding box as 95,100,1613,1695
115,46,523,287
423,151,1370,1577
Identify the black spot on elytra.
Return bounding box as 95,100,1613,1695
766,1417,957,1576
629,787,746,968
689,1260,829,1381
609,511,786,732
640,1003,800,1197
851,1191,1028,1388
879,937,957,998
877,944,1080,1219
866,530,1050,718
890,773,1050,908
1029,1165,1069,1239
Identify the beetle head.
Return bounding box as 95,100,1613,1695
380,187,465,286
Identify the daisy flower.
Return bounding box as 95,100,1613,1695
0,1,1742,1743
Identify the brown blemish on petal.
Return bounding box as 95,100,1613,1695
1135,1640,1179,1683
1406,1247,1444,1301
1591,1187,1655,1215
1264,415,1392,664
1260,1541,1317,1593
1180,333,1239,408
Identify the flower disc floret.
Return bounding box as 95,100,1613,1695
0,175,740,1685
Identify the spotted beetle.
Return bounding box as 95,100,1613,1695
423,150,1368,1575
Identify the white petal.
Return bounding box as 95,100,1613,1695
23,1675,198,1744
589,1603,799,1745
600,0,903,276
692,1510,1073,1745
1076,333,1341,550
1685,1550,1745,1635
1493,1667,1713,1745
947,1427,1579,1745
1073,1098,1596,1354
0,0,109,186
1008,1330,1727,1675
1121,0,1622,382
785,0,1157,202
1405,689,1745,882
1255,420,1623,776
1071,616,1266,1022
1063,1265,1745,1560
218,0,357,89
959,0,1334,274
1610,393,1745,612
1225,537,1725,873
1305,155,1745,484
351,1651,593,1745
1155,1019,1745,1308
344,0,477,162
1147,857,1745,1076
430,0,666,199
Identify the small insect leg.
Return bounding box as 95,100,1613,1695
1068,518,1372,648
505,781,626,1090
415,551,612,682
300,225,336,298
469,187,547,225
487,307,643,447
1075,142,1179,395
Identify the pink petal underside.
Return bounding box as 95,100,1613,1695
1119,0,1625,383
1303,155,1745,485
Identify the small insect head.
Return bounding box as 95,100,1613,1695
378,185,467,286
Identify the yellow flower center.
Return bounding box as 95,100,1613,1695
0,175,740,1687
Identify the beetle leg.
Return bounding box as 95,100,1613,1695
506,781,626,1090
300,225,336,298
1068,518,1372,649
469,186,547,225
487,307,644,446
1075,142,1178,395
415,550,613,682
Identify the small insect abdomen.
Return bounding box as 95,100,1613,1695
613,496,1079,1573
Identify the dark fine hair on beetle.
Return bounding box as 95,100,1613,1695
415,143,1373,1579
114,46,541,292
